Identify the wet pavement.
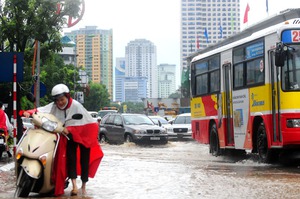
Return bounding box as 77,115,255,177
1,140,300,198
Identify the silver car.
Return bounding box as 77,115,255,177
167,113,192,139
99,113,168,144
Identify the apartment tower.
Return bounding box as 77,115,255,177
125,39,158,99
180,0,240,70
65,26,113,99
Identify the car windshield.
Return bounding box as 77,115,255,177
123,115,154,125
150,117,168,125
98,110,117,118
173,116,191,124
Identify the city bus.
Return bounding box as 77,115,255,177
189,9,300,163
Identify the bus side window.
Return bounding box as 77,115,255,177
234,63,244,88
256,71,264,83
247,59,263,85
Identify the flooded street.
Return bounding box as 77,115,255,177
2,140,300,198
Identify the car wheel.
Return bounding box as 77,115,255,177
125,134,133,143
99,134,107,144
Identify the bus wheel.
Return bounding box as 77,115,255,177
257,123,277,163
210,124,220,156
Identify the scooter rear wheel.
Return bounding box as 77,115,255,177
15,168,34,197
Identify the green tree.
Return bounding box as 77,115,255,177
120,102,145,114
83,82,110,111
168,92,181,99
18,53,80,109
0,0,82,106
110,102,121,111
0,0,82,52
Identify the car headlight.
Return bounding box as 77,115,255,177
133,129,146,134
167,128,173,132
287,119,300,128
161,129,167,134
41,117,58,132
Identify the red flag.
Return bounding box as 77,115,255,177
196,34,200,49
243,3,250,24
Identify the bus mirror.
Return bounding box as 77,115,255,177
275,42,286,67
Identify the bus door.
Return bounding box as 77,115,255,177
223,63,234,145
270,50,282,143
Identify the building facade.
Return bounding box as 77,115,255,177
157,64,176,98
65,26,114,99
115,57,148,102
115,57,126,102
124,77,147,102
125,39,158,99
180,0,240,70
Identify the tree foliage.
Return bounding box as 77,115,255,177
83,82,110,111
119,102,145,114
168,92,181,99
0,0,82,52
0,0,83,109
19,53,80,109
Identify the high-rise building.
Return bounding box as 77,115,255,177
115,57,126,102
115,57,148,102
157,64,176,98
65,26,113,99
124,77,147,102
125,39,158,98
180,0,240,70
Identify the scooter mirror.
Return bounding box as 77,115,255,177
72,114,83,120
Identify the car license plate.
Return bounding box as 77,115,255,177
0,138,4,144
150,137,160,140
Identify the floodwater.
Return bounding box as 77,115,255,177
2,140,300,199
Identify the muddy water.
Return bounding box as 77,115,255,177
1,140,300,199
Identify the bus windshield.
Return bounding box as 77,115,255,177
282,45,300,91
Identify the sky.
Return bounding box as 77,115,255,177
63,0,299,88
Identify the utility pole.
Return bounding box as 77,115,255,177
35,41,40,107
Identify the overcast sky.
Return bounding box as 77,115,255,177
63,0,299,87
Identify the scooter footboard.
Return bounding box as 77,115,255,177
21,159,42,179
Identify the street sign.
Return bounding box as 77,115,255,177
31,82,47,98
0,53,24,82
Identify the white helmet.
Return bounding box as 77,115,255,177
51,84,70,100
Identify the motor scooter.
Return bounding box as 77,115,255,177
14,112,82,197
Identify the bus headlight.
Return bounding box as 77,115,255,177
287,119,300,128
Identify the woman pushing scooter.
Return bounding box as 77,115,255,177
20,83,104,197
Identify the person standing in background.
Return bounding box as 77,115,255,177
0,101,13,158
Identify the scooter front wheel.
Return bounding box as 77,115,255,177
14,168,34,198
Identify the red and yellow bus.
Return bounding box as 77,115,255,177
189,9,300,163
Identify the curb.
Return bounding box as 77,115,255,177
0,162,14,172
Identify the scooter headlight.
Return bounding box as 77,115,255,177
41,117,58,132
